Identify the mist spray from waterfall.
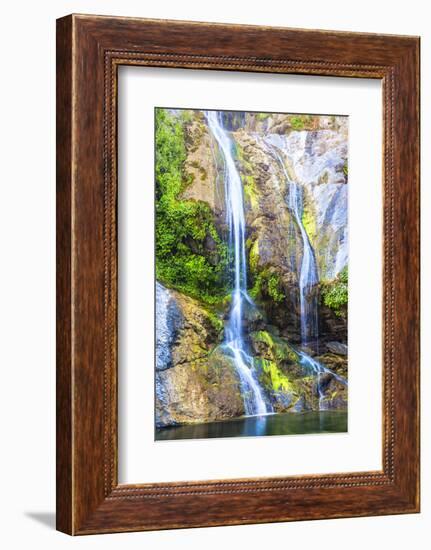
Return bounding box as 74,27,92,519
207,111,271,416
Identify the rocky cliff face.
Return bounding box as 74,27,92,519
155,284,347,428
155,284,244,427
275,126,348,281
227,119,348,346
155,110,348,428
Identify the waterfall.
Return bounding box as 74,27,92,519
263,139,347,407
298,351,347,409
206,111,271,416
288,183,319,350
264,141,319,350
156,282,173,371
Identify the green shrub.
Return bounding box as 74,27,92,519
343,161,348,177
155,109,228,305
289,114,312,130
250,268,285,303
255,113,270,122
321,266,348,316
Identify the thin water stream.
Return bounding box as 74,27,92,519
207,111,271,415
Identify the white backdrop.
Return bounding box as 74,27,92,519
118,67,382,483
0,1,428,549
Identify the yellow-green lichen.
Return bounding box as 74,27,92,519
243,175,259,210
251,331,300,364
289,114,313,130
249,239,260,272
255,113,270,122
258,358,292,392
302,205,316,243
343,161,348,177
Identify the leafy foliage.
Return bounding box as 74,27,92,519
255,112,270,122
321,266,348,316
247,237,285,304
250,268,285,303
155,109,228,304
343,161,348,177
290,114,312,130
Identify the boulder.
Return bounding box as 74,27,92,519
326,341,348,356
155,347,244,428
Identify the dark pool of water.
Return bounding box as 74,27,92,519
155,411,347,441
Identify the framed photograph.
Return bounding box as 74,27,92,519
56,14,420,534
152,106,349,442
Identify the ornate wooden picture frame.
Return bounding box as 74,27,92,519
56,14,420,535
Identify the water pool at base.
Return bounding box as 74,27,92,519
155,410,347,441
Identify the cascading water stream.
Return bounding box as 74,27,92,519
206,111,271,416
289,182,319,349
265,142,319,350
264,140,347,406
298,351,347,409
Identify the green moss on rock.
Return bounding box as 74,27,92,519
251,330,300,364
249,239,260,273
289,114,313,130
156,347,245,427
302,204,317,243
242,174,259,210
255,113,270,122
343,161,348,177
250,268,285,303
255,358,292,392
